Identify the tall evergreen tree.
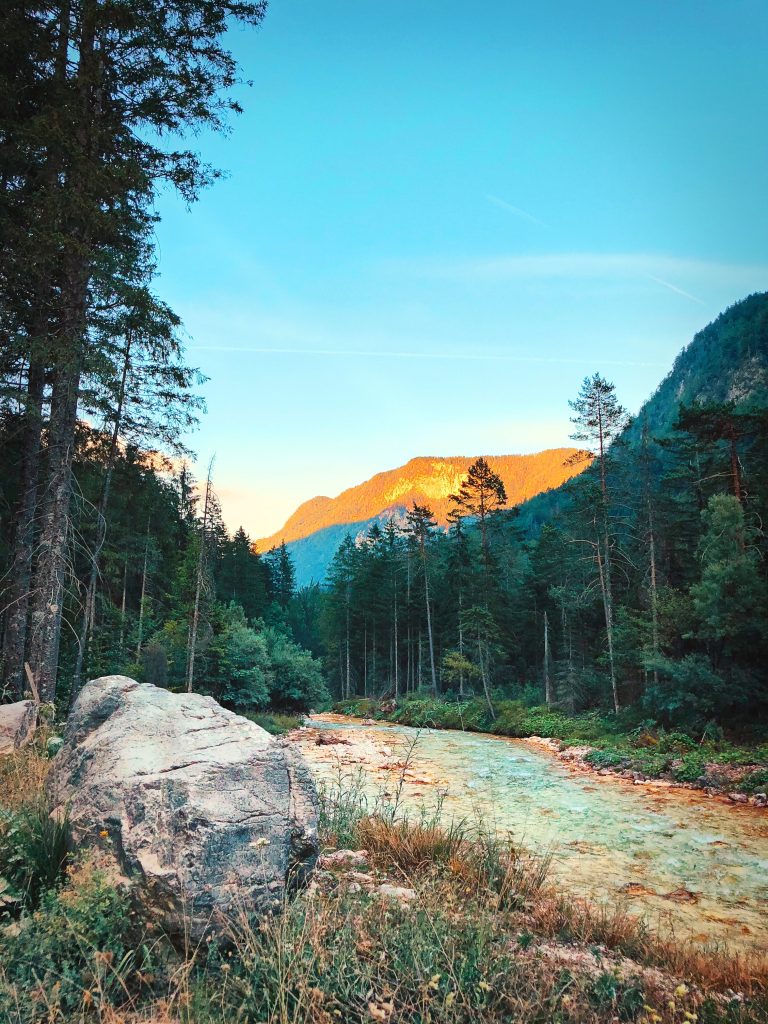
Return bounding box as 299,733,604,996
569,373,628,713
405,503,438,695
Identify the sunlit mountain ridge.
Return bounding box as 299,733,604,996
256,450,587,584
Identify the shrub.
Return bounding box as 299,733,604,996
245,711,303,735
0,799,69,914
672,752,707,784
0,860,136,1022
586,749,628,770
740,768,768,794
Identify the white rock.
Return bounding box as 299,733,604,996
377,883,417,903
46,676,318,942
0,700,37,756
319,849,369,868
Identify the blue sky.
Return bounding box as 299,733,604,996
153,0,768,540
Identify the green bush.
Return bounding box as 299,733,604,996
656,731,697,754
488,700,527,736
0,863,136,1022
672,752,707,784
585,749,628,770
740,768,768,794
245,711,303,735
0,800,69,915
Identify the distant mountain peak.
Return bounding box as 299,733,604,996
257,449,587,583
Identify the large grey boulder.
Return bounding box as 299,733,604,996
46,676,318,941
0,700,37,756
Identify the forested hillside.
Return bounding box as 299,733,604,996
315,295,768,732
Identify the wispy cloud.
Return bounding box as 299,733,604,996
399,251,768,300
190,344,664,368
415,251,765,280
486,194,546,227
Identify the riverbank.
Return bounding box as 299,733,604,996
2,738,767,1024
296,715,768,954
333,697,768,806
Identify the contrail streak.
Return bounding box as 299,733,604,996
486,194,546,227
643,274,706,305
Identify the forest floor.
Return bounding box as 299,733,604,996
332,697,768,805
2,736,768,1023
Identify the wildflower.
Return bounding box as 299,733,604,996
478,981,491,992
684,1014,698,1022
428,974,441,991
675,984,690,998
251,837,270,848
444,992,456,1008
99,829,108,838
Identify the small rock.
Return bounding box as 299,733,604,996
316,731,350,746
377,883,416,904
319,849,369,868
347,871,376,886
663,887,699,904
619,882,656,897
347,881,362,894
0,700,37,756
727,792,748,804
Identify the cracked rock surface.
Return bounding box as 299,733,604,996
47,676,318,941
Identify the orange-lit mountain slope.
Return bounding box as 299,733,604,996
257,449,586,553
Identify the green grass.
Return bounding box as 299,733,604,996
0,799,70,914
244,711,304,735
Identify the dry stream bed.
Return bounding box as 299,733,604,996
294,714,768,954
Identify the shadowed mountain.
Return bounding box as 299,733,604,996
624,291,768,442
516,292,768,534
257,450,587,586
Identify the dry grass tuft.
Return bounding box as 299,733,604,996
0,743,50,811
525,887,768,996
356,814,467,874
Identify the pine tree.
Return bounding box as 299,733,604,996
3,0,267,703
569,373,628,713
449,457,508,576
267,542,296,610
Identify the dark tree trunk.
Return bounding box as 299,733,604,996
70,337,132,706
1,359,45,698
27,347,83,702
